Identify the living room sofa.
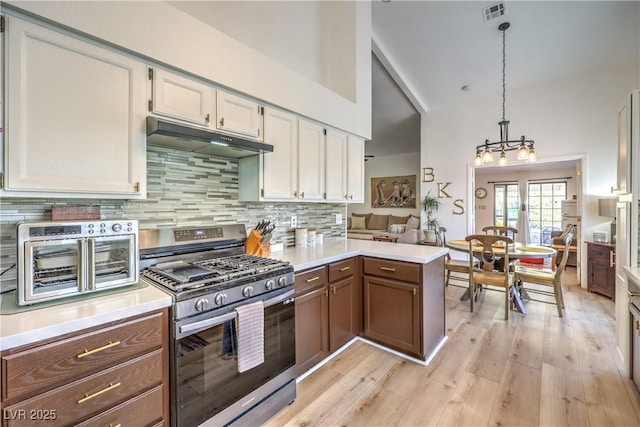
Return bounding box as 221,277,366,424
347,213,421,244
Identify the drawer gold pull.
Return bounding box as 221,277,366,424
324,289,328,297
306,276,320,283
379,267,396,272
77,341,121,359
78,382,121,404
109,424,122,427
610,251,615,268
332,286,336,294
339,266,351,272
627,289,640,297
413,288,417,296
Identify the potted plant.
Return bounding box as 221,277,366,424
422,191,441,242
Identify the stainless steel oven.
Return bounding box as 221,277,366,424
139,224,296,427
629,277,640,398
17,220,138,305
173,287,295,427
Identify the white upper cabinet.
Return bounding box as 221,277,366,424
238,107,297,201
346,136,365,202
324,129,348,202
261,108,298,200
297,119,325,201
149,68,214,127
3,16,146,198
216,91,263,140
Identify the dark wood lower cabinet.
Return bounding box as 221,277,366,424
0,309,169,427
329,276,356,352
586,241,616,300
363,276,420,356
295,285,329,375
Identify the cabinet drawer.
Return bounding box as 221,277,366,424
363,257,420,284
295,266,328,295
2,311,164,401
2,350,163,427
589,245,612,261
328,258,356,283
75,384,164,427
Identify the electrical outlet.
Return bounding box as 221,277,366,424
290,216,297,228
336,214,343,225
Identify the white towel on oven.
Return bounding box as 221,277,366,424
234,301,265,373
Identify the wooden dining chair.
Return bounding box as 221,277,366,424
482,225,518,240
515,234,573,317
465,234,516,320
438,227,476,287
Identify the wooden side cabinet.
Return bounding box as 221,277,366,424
0,309,169,427
586,241,616,301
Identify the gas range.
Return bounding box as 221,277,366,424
139,224,294,320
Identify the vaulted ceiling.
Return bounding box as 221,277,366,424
369,0,640,157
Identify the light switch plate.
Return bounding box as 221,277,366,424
336,214,342,225
290,216,297,228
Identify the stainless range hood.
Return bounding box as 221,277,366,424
146,117,273,159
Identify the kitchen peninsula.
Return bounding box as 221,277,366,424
273,239,448,365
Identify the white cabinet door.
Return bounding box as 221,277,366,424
346,136,365,202
149,68,214,127
262,108,298,200
298,119,325,201
325,129,347,202
216,91,263,139
4,16,146,198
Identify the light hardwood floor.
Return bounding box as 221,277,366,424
267,268,640,426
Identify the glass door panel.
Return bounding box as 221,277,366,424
90,235,137,289
25,239,83,302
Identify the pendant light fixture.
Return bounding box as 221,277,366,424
475,22,536,166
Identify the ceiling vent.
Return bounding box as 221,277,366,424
482,2,506,22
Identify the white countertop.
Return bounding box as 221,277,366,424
624,265,640,285
271,239,448,271
0,239,446,352
0,283,172,351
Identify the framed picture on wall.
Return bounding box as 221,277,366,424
371,175,417,208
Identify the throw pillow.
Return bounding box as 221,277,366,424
389,223,407,234
352,213,371,229
351,216,366,230
368,214,390,230
390,215,410,225
406,216,420,230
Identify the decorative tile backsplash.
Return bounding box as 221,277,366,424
0,146,347,288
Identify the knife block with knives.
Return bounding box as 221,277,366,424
246,220,275,257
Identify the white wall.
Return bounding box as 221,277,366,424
5,1,372,139
348,151,421,217
421,60,639,282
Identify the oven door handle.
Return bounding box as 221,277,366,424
179,289,295,336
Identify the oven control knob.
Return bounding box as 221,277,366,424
112,223,122,232
195,298,210,312
278,277,287,288
265,279,275,290
242,286,253,298
214,293,228,306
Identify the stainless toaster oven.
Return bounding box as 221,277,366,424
17,220,139,305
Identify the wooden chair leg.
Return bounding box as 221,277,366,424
504,285,510,320
446,270,451,286
469,280,475,313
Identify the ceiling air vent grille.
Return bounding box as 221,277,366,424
483,2,506,22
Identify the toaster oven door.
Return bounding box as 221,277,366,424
88,234,138,291
21,239,86,304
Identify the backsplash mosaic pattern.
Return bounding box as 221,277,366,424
0,146,347,289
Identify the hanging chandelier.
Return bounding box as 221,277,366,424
474,22,536,167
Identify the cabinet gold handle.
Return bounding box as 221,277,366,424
627,289,640,297
379,267,396,272
339,266,351,272
294,191,298,197
344,194,349,199
306,276,320,283
220,117,224,127
349,195,353,200
77,341,120,359
324,289,328,297
109,424,121,427
301,192,305,198
78,382,121,404
610,251,615,268
413,288,417,296
332,286,336,294
205,113,210,123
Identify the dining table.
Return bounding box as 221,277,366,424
446,240,557,314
